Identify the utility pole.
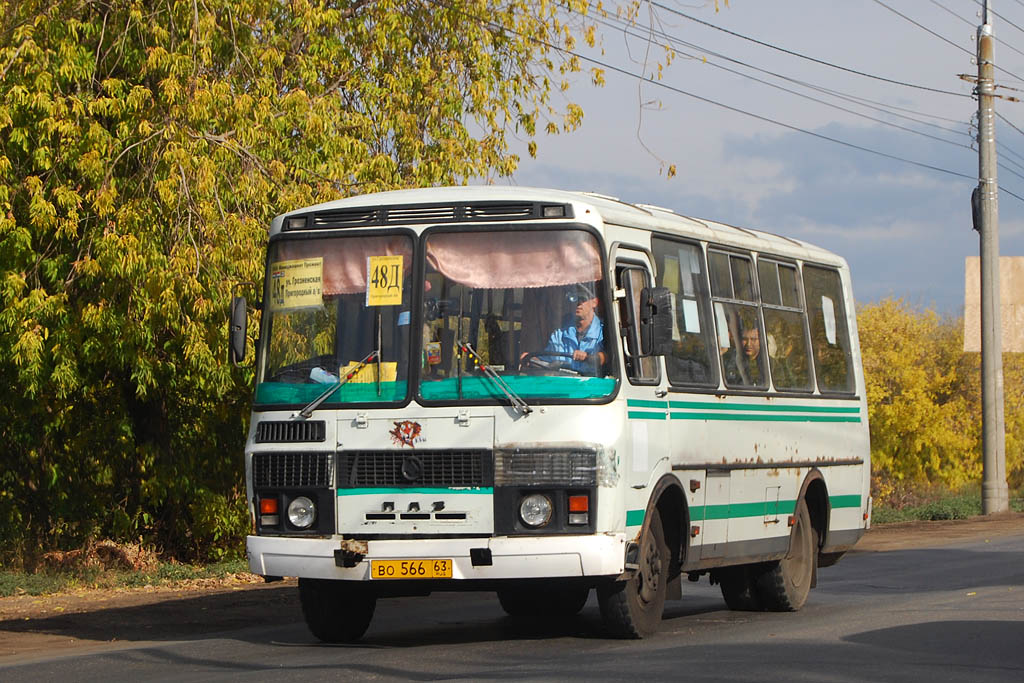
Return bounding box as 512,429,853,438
976,1,1009,514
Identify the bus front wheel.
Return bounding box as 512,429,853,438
598,512,668,638
497,584,590,617
298,578,376,643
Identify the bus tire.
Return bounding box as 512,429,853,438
598,512,668,638
755,498,817,611
717,565,763,611
497,585,590,617
298,578,376,643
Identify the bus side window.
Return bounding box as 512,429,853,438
652,237,718,386
709,250,768,389
616,262,659,384
803,265,855,393
758,259,814,392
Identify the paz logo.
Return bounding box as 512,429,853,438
389,420,423,448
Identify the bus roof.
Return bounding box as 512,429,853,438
272,186,847,268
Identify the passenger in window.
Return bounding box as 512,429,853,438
724,321,766,387
531,282,607,375
765,316,810,390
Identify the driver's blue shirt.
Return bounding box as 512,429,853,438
545,316,605,373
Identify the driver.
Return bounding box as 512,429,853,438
540,282,607,374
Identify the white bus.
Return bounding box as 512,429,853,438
229,186,871,641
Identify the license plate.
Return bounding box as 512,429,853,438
370,559,452,579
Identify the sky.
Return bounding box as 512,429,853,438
505,0,1024,313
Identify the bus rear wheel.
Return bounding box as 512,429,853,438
598,512,668,638
755,498,817,611
298,578,376,643
717,564,763,611
497,584,590,617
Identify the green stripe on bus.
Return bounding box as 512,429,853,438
627,399,669,409
694,495,860,520
337,487,493,496
668,400,860,414
696,500,798,520
626,509,646,526
627,411,666,420
669,413,861,423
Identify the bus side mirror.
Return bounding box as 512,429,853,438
229,296,247,366
639,286,673,356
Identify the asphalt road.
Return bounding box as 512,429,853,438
3,531,1023,682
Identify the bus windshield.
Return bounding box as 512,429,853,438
255,233,414,407
419,228,616,402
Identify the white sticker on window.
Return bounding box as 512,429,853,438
669,292,681,341
715,303,731,348
631,421,649,473
822,295,837,345
682,299,701,334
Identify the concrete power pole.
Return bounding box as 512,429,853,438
976,1,1009,514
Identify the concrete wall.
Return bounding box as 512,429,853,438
964,256,1024,353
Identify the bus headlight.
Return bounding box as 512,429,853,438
287,496,316,529
519,493,553,528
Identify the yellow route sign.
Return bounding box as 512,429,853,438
340,361,397,383
268,258,323,311
366,255,403,306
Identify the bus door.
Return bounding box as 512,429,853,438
700,469,730,559
614,249,669,490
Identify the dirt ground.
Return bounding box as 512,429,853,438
2,512,1022,662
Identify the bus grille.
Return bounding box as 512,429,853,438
253,453,333,488
337,450,491,488
255,420,326,443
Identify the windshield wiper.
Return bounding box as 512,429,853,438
297,348,378,419
460,341,532,416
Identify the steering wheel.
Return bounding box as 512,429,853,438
517,350,577,374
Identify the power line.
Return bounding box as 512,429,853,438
871,0,973,56
584,7,973,151
587,4,974,146
931,0,1024,60
423,0,1024,204
998,111,1024,139
876,0,1024,83
647,2,972,98
972,0,1024,38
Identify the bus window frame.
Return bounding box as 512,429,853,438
650,235,719,389
254,227,419,413
801,263,857,396
614,254,661,387
413,221,621,408
707,247,769,392
756,255,817,394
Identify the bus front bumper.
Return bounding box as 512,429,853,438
247,533,627,581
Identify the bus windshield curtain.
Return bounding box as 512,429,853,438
425,231,601,289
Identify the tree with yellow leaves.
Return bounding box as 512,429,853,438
0,0,600,562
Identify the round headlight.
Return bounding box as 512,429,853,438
519,493,553,528
287,496,316,529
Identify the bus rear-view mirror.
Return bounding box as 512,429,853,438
229,296,247,365
639,286,673,356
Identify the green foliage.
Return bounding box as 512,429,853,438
0,0,595,564
859,299,1024,505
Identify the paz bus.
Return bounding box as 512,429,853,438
229,186,871,641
